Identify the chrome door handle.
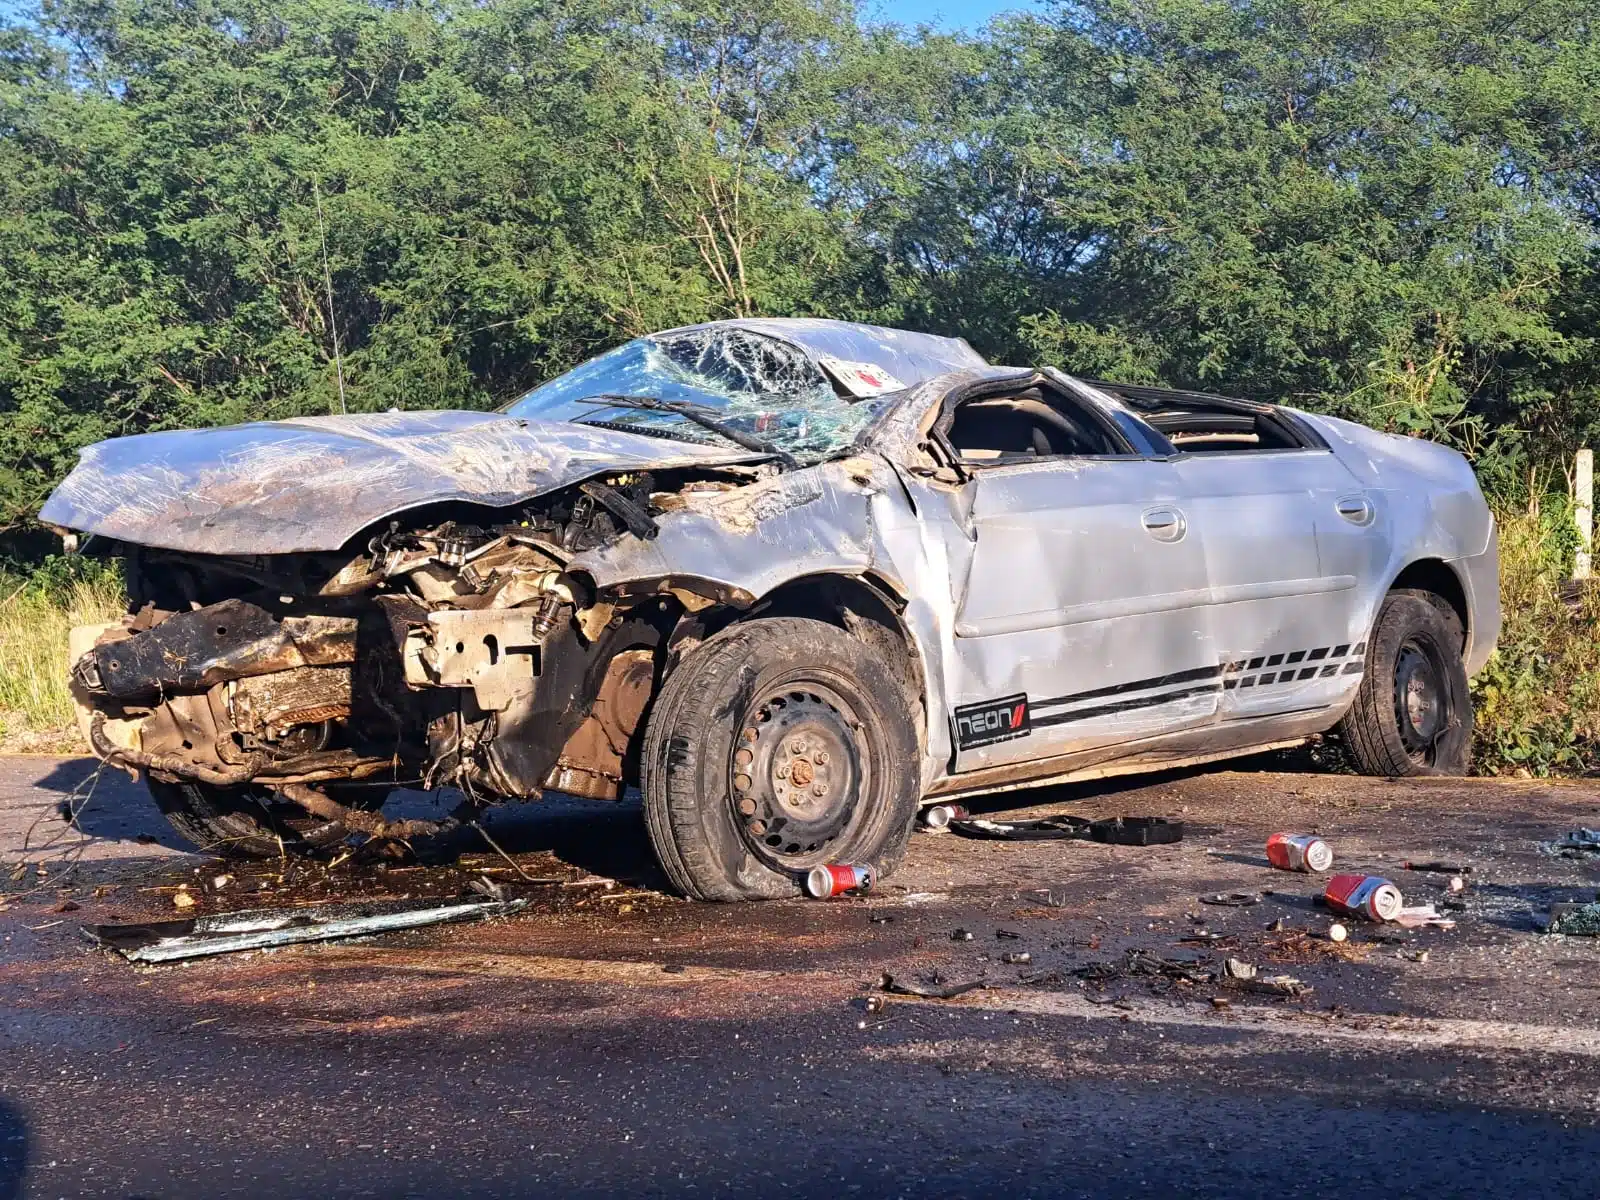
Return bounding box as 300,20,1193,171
1336,496,1374,525
1141,506,1187,542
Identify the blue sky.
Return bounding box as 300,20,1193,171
0,0,1037,33
867,0,1035,29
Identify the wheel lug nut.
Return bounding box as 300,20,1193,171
776,765,789,780
790,739,805,754
742,729,757,743
733,773,752,792
737,797,756,816
733,748,753,768
814,750,828,764
749,819,766,835
812,785,825,797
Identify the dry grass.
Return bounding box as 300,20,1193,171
0,566,125,753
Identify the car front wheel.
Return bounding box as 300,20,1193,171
147,780,352,858
641,616,922,901
1338,588,1473,776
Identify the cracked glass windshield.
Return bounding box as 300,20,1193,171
504,327,888,461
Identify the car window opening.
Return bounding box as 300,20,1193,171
947,387,1124,461
1081,378,1316,453
1142,409,1301,452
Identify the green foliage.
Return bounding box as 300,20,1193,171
3,0,1600,527
0,0,948,536
1471,502,1600,775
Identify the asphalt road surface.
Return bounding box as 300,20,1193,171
3,752,1599,1199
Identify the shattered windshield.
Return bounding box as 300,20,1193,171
504,327,888,462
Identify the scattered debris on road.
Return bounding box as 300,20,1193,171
81,897,528,963
1546,901,1600,936
1545,829,1600,858
1076,949,1211,986
918,804,967,831
1402,860,1473,874
1395,904,1456,930
949,814,1183,845
1200,892,1262,907
879,972,987,999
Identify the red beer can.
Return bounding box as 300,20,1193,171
1266,832,1334,874
1323,873,1403,922
805,863,875,899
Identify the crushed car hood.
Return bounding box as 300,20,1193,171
39,410,757,555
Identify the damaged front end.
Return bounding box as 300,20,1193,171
69,469,750,827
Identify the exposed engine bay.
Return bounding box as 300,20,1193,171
70,468,763,829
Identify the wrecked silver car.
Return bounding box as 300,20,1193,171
41,319,1500,899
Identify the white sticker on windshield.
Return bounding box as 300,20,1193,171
816,355,906,398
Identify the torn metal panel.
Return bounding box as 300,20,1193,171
82,898,528,963
79,599,356,700
570,460,881,601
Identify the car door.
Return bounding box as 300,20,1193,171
943,387,1221,774
1173,440,1384,720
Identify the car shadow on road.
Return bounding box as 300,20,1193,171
475,794,669,889
29,756,196,853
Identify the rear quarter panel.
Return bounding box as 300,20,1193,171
1297,412,1500,673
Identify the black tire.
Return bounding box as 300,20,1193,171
147,780,350,859
1338,588,1472,776
641,616,922,901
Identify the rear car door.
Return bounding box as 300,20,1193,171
941,382,1220,774
1165,413,1384,720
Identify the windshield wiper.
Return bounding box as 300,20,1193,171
576,394,799,470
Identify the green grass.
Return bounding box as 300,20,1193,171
0,514,1594,771
0,558,126,753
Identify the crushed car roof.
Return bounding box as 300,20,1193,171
657,318,986,388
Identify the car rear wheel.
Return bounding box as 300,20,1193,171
1338,589,1472,776
148,780,351,858
641,616,921,901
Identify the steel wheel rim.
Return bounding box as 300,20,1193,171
1393,637,1446,764
729,679,871,869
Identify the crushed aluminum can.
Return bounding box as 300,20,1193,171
1266,832,1334,874
920,803,969,830
805,863,875,899
1323,873,1404,922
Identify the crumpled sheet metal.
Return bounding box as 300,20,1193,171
571,461,881,599
81,897,529,963
570,454,959,779
40,412,756,556
860,366,1036,465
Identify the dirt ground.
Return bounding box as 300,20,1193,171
2,752,1599,1198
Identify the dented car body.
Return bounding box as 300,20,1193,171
42,318,1499,899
